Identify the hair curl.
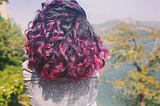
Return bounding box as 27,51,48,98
24,0,108,80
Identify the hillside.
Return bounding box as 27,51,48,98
92,18,160,36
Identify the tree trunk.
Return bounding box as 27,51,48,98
139,93,144,106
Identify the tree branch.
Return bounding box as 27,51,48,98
132,38,143,66
145,34,158,65
133,61,141,72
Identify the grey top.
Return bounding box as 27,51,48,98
22,60,98,106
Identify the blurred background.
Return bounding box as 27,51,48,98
0,0,160,106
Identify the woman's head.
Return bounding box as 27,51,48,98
25,0,108,80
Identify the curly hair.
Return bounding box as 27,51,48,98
24,0,108,80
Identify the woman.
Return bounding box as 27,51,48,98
22,0,108,106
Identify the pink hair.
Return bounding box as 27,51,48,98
24,0,108,80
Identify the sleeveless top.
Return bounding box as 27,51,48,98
22,60,98,106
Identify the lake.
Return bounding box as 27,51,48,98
96,40,160,106
96,63,160,106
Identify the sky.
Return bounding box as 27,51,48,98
4,0,160,32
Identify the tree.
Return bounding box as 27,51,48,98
104,24,160,106
0,19,26,70
0,19,26,106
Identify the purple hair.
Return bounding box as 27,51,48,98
24,0,108,80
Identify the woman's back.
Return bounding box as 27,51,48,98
23,0,108,105
22,60,98,106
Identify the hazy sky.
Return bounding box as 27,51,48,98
5,0,160,32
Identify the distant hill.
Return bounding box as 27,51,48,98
92,18,160,36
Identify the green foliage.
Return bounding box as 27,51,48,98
0,19,26,70
105,24,160,106
0,65,25,106
0,19,26,106
18,94,31,106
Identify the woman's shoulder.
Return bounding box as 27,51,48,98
22,60,28,69
22,60,41,81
